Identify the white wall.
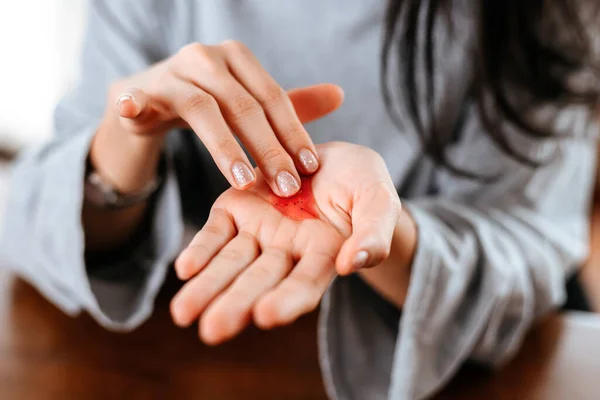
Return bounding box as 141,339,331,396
0,0,88,149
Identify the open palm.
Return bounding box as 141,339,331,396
170,142,400,344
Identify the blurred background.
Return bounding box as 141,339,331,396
0,0,88,222
0,0,87,151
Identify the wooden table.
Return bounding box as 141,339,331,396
0,270,326,400
2,268,600,400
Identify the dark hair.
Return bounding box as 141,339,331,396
381,0,599,177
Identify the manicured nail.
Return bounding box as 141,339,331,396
352,251,369,271
231,161,255,188
116,93,133,109
298,148,319,173
276,171,300,197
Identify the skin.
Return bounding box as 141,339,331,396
83,39,416,343
267,177,321,221
84,40,344,251
170,142,417,345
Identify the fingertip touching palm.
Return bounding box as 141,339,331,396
170,143,401,345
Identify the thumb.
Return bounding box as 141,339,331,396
287,84,344,124
116,87,173,135
116,87,149,119
335,183,401,276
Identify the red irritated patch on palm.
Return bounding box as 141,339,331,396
268,177,319,221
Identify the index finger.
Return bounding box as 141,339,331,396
222,41,320,175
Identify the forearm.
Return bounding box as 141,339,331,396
358,208,417,309
83,114,165,252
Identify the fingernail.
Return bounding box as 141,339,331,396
276,171,300,197
298,148,319,173
352,251,369,271
231,161,255,188
117,93,133,109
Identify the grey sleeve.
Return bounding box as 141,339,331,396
319,108,597,400
0,0,184,331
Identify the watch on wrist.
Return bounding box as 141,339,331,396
84,154,166,210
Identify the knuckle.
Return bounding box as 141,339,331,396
259,85,285,108
198,57,222,76
228,95,262,122
246,264,276,282
183,91,216,116
177,43,222,74
221,39,248,54
291,273,317,294
265,246,289,260
185,243,212,259
218,248,241,262
277,123,305,144
256,144,285,164
209,207,231,223
237,231,260,252
166,56,184,76
178,42,207,61
214,137,239,157
203,223,227,239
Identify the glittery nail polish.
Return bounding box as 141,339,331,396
298,148,319,173
231,161,255,188
276,171,300,197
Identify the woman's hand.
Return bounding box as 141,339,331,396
94,41,343,196
84,41,343,251
170,142,402,344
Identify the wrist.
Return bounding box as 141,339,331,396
392,208,418,269
90,114,166,194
